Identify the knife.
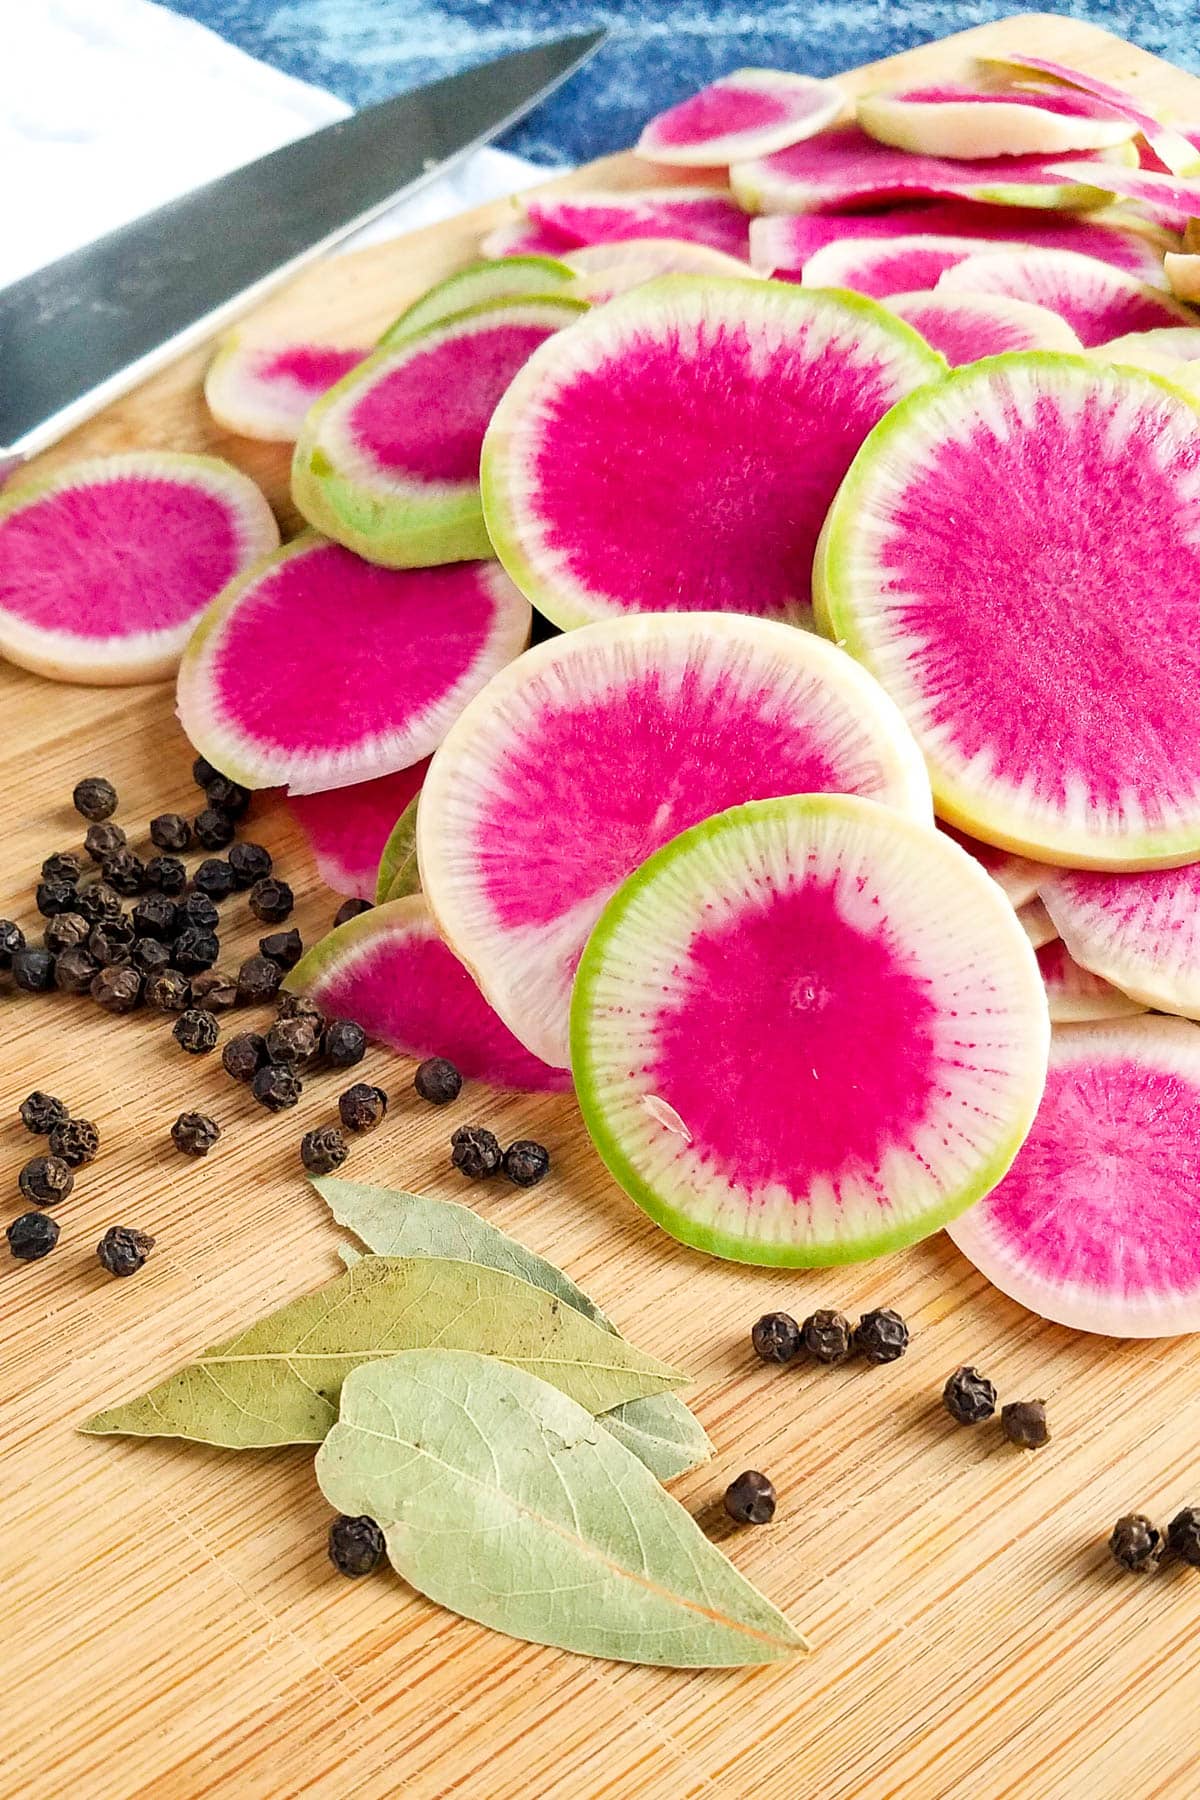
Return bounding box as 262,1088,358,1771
0,31,603,481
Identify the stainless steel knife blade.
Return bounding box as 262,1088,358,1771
0,31,603,475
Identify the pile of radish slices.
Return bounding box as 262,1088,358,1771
3,49,1200,1337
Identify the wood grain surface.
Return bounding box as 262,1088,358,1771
3,15,1198,1799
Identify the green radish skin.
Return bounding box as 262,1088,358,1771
377,256,579,345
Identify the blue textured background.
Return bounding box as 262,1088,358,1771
163,2,1200,166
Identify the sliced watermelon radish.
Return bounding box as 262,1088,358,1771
1040,862,1200,1018
522,189,751,258
948,1016,1200,1335
1043,163,1200,233
635,70,845,168
378,255,577,346
563,238,758,303
1036,937,1146,1024
572,793,1049,1266
177,537,530,794
1095,325,1200,372
815,354,1200,868
800,233,1024,299
979,54,1200,176
481,276,943,633
858,84,1138,161
418,612,932,1069
730,124,1125,215
885,291,1082,362
940,824,1046,908
1018,898,1058,950
480,218,577,259
204,339,370,442
1164,250,1200,302
937,248,1193,345
292,295,586,567
0,452,279,686
289,893,568,1091
375,790,422,904
288,761,428,901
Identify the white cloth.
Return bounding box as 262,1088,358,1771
2,0,549,287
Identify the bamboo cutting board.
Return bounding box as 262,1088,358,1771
3,15,1199,1799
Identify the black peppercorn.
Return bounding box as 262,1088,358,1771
44,911,90,955
91,965,143,1014
328,1514,385,1577
144,968,192,1013
266,1016,321,1065
301,1125,349,1175
177,892,220,932
73,776,118,821
8,1211,60,1261
249,876,294,924
171,1111,221,1157
1001,1400,1050,1450
854,1308,910,1366
174,1008,219,1054
260,928,303,969
942,1365,998,1426
132,893,179,939
751,1312,803,1365
190,970,238,1012
228,841,272,887
144,855,188,897
223,1031,268,1083
204,776,251,819
333,898,372,927
77,882,123,923
502,1139,551,1188
19,1091,68,1135
251,1062,303,1112
101,848,146,896
193,808,236,851
49,1117,100,1166
339,1083,388,1133
88,917,135,966
55,946,101,993
0,919,26,966
723,1471,777,1525
801,1308,854,1365
414,1056,461,1104
84,821,126,864
12,947,55,992
277,990,324,1026
42,850,83,885
193,857,236,901
96,1225,155,1277
174,927,220,974
19,1154,75,1206
237,953,282,1003
1167,1507,1200,1567
450,1123,503,1179
36,879,80,918
150,813,192,852
192,754,220,790
323,1018,367,1070
131,937,171,978
1109,1514,1162,1573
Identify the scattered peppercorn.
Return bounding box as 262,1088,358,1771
1110,1514,1162,1573
192,754,220,790
77,882,122,923
266,1016,321,1066
42,850,83,885
277,990,324,1026
259,929,303,970
19,1154,75,1206
801,1309,854,1365
301,1125,349,1175
414,1056,461,1105
145,968,191,1013
144,854,188,897
171,1111,221,1157
148,812,191,851
130,937,171,978
723,1471,777,1525
190,970,238,1012
228,841,272,887
91,965,143,1014
44,911,90,955
19,1091,68,1135
88,917,135,966
73,776,119,821
193,857,236,901
36,879,80,918
339,1082,388,1134
55,946,101,993
251,1062,303,1111
96,1225,155,1277
12,947,55,992
178,892,220,932
1167,1507,1200,1567
84,821,126,864
854,1308,910,1366
942,1365,998,1426
1001,1400,1050,1450
751,1312,803,1365
193,808,236,851
328,1514,385,1577
323,1018,367,1070
223,1031,268,1083
174,927,220,974
102,848,146,896
237,952,282,1003
333,898,372,927
502,1140,551,1188
0,919,26,966
450,1123,503,1179
49,1117,100,1166
249,877,295,925
174,1008,219,1055
204,775,251,819
132,893,179,939
8,1211,60,1261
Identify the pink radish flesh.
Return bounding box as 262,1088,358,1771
205,342,368,440
1044,163,1200,231
636,71,844,166
288,761,429,900
801,234,1023,298
523,190,751,258
938,247,1192,345
885,291,1082,361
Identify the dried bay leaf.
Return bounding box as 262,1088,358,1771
317,1351,807,1667
315,1178,714,1480
374,793,421,904
82,1256,685,1449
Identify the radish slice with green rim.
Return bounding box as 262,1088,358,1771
948,1016,1200,1335
480,218,576,258
292,294,587,567
1036,938,1146,1024
815,354,1200,869
635,70,845,168
884,290,1082,362
979,53,1200,176
1096,325,1200,368
572,793,1049,1267
1043,163,1200,232
1040,862,1200,1018
378,255,577,345
801,233,1028,299
481,275,944,633
177,537,530,793
0,452,279,686
522,188,751,258
858,84,1138,161
204,339,370,442
289,894,569,1091
937,247,1194,345
288,762,429,901
563,238,758,302
418,612,932,1070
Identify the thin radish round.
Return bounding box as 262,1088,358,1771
635,70,844,167
521,189,751,258
1099,326,1200,362
480,218,576,258
937,247,1193,345
884,290,1082,362
1040,862,1200,1018
563,238,758,302
1042,163,1200,233
288,762,428,901
857,84,1138,161
979,53,1200,176
378,255,577,345
800,233,1028,298
204,339,369,442
941,824,1046,907
1036,938,1146,1024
